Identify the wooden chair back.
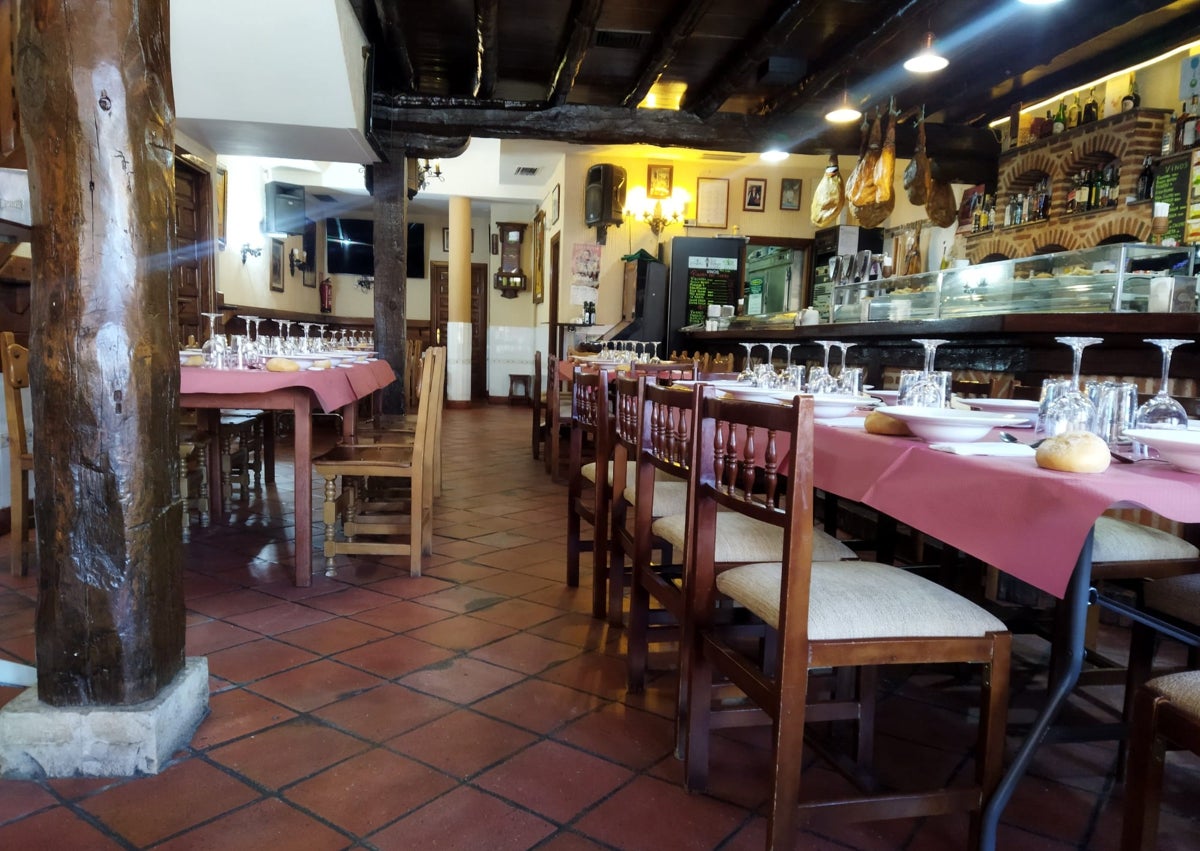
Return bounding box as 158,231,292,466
531,349,545,459
629,361,695,383
1,330,32,575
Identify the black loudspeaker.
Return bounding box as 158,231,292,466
585,164,626,227
265,181,306,235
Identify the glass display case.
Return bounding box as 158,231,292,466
831,243,1195,323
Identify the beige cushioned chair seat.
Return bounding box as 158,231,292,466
623,479,689,517
581,460,634,485
716,561,1007,640
1093,516,1200,562
1142,572,1200,626
1145,670,1200,719
652,512,857,563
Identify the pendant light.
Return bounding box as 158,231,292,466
904,32,949,74
1018,0,1065,5
825,82,862,123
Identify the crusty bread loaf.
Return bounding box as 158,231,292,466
864,410,911,436
265,357,301,373
182,354,204,367
314,359,331,370
1035,431,1110,473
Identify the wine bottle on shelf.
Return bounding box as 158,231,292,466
1052,100,1067,134
1082,88,1099,124
1067,94,1081,129
1066,174,1077,214
1136,157,1153,201
1121,75,1140,112
1184,96,1199,150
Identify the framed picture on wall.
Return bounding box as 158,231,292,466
743,178,766,212
215,167,228,250
269,239,284,292
780,178,802,211
442,228,475,252
648,164,673,199
695,177,729,228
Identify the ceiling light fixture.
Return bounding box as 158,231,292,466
903,32,949,74
825,85,862,124
1018,0,1064,5
417,158,444,191
760,150,789,163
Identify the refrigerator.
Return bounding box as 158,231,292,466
810,226,883,321
666,236,745,355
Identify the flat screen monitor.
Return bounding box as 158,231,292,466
326,218,374,277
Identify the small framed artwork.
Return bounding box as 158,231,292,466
743,178,767,212
780,178,802,211
442,228,475,253
491,233,499,255
647,164,673,199
695,177,729,229
550,183,561,225
215,167,228,250
269,239,285,292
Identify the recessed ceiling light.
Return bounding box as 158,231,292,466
904,32,948,74
760,150,789,162
1018,0,1064,5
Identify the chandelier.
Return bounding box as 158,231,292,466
417,158,444,191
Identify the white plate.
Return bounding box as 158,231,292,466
966,397,1040,426
870,389,900,405
1123,429,1200,473
812,394,879,419
878,405,1026,443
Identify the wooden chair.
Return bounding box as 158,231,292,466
621,381,858,692
314,346,444,577
950,377,1001,398
531,350,546,459
1121,670,1200,850
178,437,210,541
567,367,613,619
680,387,1011,849
1,332,32,575
545,354,573,483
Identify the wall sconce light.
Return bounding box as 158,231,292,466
289,247,307,277
356,276,374,292
624,185,689,238
240,243,262,265
417,158,445,191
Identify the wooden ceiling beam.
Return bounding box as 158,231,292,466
546,0,603,107
371,0,416,92
475,0,499,99
683,0,821,120
620,0,716,110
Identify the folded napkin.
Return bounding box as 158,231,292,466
819,416,868,429
928,442,1035,457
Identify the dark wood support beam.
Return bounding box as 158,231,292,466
372,0,416,92
17,0,183,706
373,161,408,416
621,0,715,110
546,0,603,107
683,0,819,119
475,0,499,99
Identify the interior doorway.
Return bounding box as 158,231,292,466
430,261,489,401
172,157,214,345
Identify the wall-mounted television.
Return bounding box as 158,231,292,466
326,218,374,277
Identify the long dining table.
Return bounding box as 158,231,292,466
180,359,396,587
810,419,1200,850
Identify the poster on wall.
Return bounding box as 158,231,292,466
570,243,601,306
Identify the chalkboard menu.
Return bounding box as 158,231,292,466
685,256,739,325
1152,153,1190,245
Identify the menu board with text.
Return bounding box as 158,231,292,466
1153,153,1189,245
686,256,738,326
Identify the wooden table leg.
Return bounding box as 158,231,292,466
201,408,223,522
262,411,276,484
292,394,313,587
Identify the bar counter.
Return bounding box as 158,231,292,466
683,312,1200,389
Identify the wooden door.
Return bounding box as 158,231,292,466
548,233,561,357
430,261,449,346
173,159,212,346
470,264,488,400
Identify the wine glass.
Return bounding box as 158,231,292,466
901,339,949,408
1041,336,1104,436
201,312,226,368
1134,339,1193,429
737,342,758,380
648,340,663,363
807,341,839,394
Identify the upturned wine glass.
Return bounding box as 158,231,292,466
807,341,839,394
201,312,226,368
1041,336,1104,436
1134,338,1193,429
902,339,949,408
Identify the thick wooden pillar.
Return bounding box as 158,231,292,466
373,160,408,415
16,0,183,705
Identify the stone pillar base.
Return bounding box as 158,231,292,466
0,657,209,779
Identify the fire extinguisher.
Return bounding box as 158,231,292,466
319,277,333,314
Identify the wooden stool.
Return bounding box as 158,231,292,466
508,373,532,405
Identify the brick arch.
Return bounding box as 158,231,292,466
965,237,1011,264
999,151,1058,187
1030,225,1079,253
1092,214,1150,243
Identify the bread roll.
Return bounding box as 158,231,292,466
314,359,331,370
1035,431,1110,473
182,355,204,367
864,410,911,436
265,357,301,373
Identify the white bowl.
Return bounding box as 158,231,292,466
1123,428,1200,473
870,389,900,405
966,397,1040,426
878,405,1026,443
811,394,879,419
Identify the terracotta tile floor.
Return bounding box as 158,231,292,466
1,404,1199,849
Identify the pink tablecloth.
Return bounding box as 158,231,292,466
180,360,395,411
813,424,1200,598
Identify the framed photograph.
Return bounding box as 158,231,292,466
442,227,475,253
695,177,729,229
550,183,561,226
743,178,767,212
531,210,546,304
779,178,802,211
269,239,284,292
215,167,228,250
490,233,499,255
647,164,673,199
